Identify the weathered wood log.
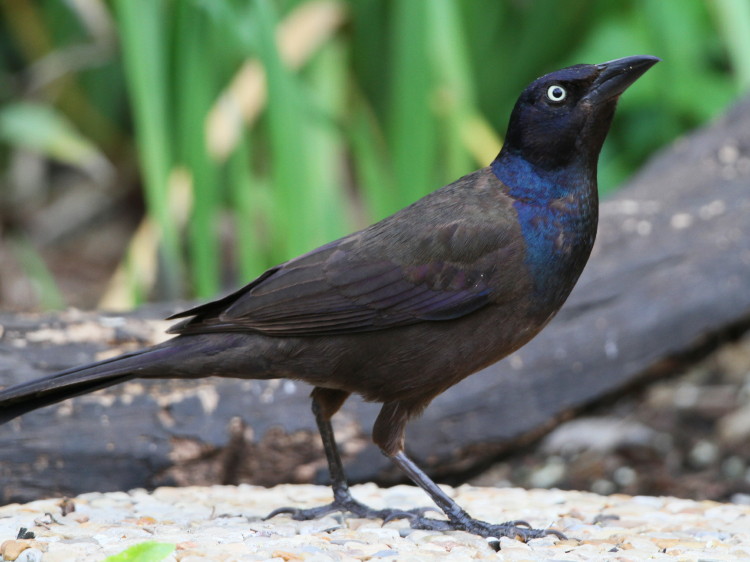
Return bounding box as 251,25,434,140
2,97,750,504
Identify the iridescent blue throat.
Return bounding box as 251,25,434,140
491,152,598,310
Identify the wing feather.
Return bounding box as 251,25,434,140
170,247,497,337
168,171,519,337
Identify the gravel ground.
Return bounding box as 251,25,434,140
2,483,750,561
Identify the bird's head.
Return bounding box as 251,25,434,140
500,55,660,172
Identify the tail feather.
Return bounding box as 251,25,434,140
0,348,159,424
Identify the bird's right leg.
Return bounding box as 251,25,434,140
372,401,565,549
265,387,435,522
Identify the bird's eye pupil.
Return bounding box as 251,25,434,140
547,85,566,103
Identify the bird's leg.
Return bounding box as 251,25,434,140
265,388,435,522
388,450,565,548
372,401,565,549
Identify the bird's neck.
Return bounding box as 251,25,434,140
490,149,596,203
491,149,599,313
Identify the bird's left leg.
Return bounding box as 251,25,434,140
265,388,434,522
372,401,566,549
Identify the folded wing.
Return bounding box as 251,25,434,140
168,223,514,337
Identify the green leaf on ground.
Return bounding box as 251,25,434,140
104,541,176,562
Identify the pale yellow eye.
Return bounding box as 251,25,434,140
546,85,566,103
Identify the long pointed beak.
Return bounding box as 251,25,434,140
584,55,660,104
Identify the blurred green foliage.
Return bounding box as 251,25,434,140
0,0,747,307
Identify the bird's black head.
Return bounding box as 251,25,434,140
500,55,660,172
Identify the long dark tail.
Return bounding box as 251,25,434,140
0,344,176,424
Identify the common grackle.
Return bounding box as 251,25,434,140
0,55,658,545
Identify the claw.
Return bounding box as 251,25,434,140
497,524,567,543
503,519,531,528
381,506,440,524
381,512,406,524
538,528,567,540
483,524,568,551
264,497,566,549
265,497,441,527
263,506,299,520
265,503,344,522
393,512,565,548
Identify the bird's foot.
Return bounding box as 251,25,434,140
403,513,566,549
264,495,437,524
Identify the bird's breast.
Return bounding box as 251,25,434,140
488,152,598,316
513,194,597,313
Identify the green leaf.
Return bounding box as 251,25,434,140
227,131,268,282
10,237,64,311
252,0,319,259
387,0,437,208
104,541,175,562
348,92,395,222
113,0,183,298
173,1,222,297
0,102,103,168
711,0,750,92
